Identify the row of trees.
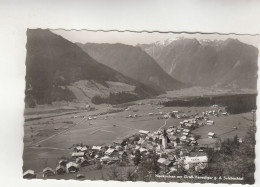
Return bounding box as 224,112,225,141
206,128,256,184
91,92,139,105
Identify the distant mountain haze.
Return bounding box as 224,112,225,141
77,43,186,92
25,29,160,106
138,38,258,89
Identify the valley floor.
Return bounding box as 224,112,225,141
23,89,256,181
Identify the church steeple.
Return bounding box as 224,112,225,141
162,128,167,137
162,128,169,149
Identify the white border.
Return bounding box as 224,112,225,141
0,0,259,187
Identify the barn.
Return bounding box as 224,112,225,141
23,170,36,179
66,162,79,173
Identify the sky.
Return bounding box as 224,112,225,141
52,30,259,47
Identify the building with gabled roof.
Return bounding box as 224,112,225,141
23,170,36,179
66,162,79,173
56,165,66,175
42,167,55,177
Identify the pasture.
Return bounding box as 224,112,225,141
23,96,254,173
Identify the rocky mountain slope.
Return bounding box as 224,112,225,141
25,29,159,106
139,38,258,89
77,43,186,92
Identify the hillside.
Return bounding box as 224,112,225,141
77,43,186,92
25,29,159,106
139,38,258,89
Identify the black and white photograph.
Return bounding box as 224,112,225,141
23,29,258,184
1,1,260,187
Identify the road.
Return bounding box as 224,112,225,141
158,117,170,131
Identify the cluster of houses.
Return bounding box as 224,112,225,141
24,105,229,179
23,124,209,179
23,143,128,179
134,127,209,175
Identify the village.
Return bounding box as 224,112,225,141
23,104,241,180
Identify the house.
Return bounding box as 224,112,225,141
80,158,89,167
182,132,189,136
100,156,119,164
113,140,122,145
56,165,66,175
66,162,79,173
42,167,55,177
158,158,173,171
75,146,82,151
167,167,178,175
23,170,36,179
58,159,68,167
92,146,102,151
100,156,113,163
76,157,83,164
139,147,148,153
164,114,170,119
185,123,193,128
76,173,85,179
168,155,176,162
190,140,197,145
221,112,228,116
180,135,187,141
72,152,85,157
184,155,208,170
183,129,190,133
206,120,214,125
157,158,166,164
105,148,115,156
208,132,215,138
139,130,149,135
163,160,173,167
119,151,128,158
115,145,122,151
80,146,88,152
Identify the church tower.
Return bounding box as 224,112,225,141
162,129,169,149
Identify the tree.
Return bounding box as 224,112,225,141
121,139,127,146
107,166,122,181
134,150,141,165
96,160,103,170
126,169,138,181
207,128,256,184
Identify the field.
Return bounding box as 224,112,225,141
23,90,255,175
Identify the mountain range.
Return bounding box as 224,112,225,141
77,43,185,92
25,30,258,107
25,29,160,106
138,38,258,89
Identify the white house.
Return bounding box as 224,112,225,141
208,132,215,138
105,148,115,156
139,130,149,135
92,146,102,151
184,155,208,170
207,120,214,125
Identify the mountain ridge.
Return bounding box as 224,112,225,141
138,38,258,89
25,29,160,106
77,42,187,92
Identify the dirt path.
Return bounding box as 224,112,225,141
33,111,90,145
158,117,170,131
26,146,68,151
